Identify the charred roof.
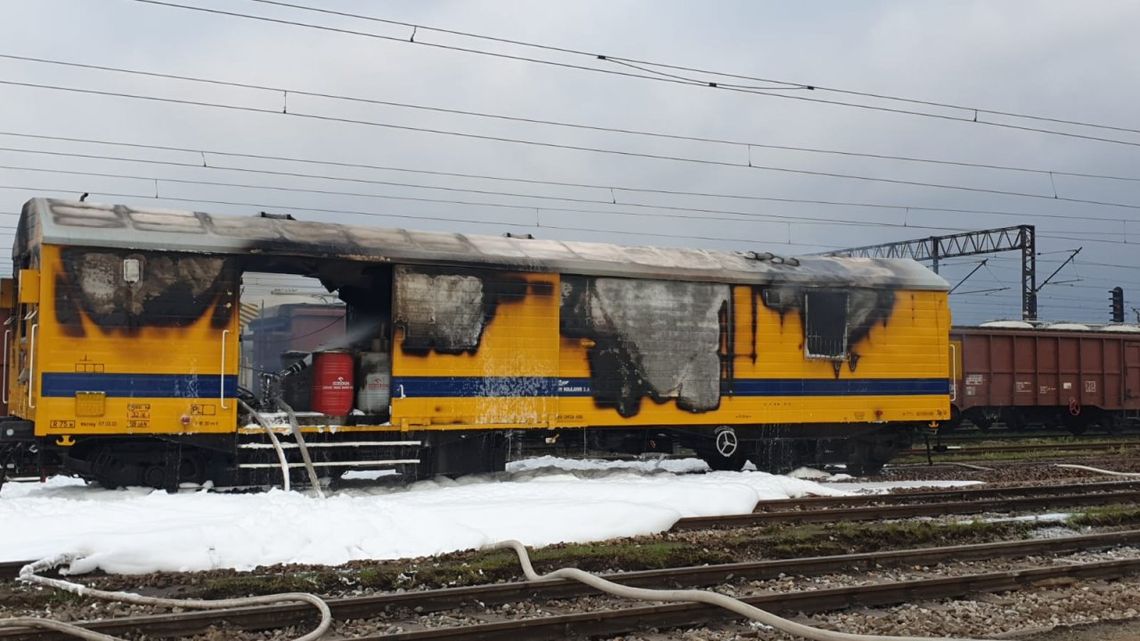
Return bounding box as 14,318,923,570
17,198,948,291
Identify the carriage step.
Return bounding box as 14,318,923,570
238,441,421,449
238,459,420,469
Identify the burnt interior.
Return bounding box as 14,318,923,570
55,248,237,336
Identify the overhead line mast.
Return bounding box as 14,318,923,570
823,225,1039,321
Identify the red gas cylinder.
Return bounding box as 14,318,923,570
311,350,355,416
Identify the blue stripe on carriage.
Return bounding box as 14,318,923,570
40,373,238,398
390,377,949,398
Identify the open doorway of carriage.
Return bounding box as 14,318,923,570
238,262,394,422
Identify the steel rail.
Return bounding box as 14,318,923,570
3,530,1140,641
672,488,1140,530
905,441,1140,456
751,479,1140,511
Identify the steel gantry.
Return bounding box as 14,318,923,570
823,225,1039,321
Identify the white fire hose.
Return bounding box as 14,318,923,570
0,556,331,641
491,539,994,641
1055,463,1140,478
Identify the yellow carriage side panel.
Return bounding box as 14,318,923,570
390,268,560,428
390,264,949,431
556,283,949,427
33,244,240,437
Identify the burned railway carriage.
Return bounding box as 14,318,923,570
0,199,950,489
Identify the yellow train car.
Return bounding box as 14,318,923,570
0,198,949,489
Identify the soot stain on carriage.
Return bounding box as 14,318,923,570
760,285,896,373
749,287,759,365
395,266,537,356
561,275,729,418
56,248,235,333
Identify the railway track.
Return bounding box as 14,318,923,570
3,530,1139,641
752,478,1140,511
905,439,1140,457
672,487,1140,530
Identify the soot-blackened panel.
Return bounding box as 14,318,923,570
394,266,530,354
761,285,896,369
562,276,729,417
55,249,235,334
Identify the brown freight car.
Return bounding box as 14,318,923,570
949,324,1140,434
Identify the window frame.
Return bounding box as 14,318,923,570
803,289,849,361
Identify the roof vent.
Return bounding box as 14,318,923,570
741,250,800,266
504,232,535,239
258,211,297,221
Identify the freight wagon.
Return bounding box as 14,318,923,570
949,323,1140,433
0,198,950,489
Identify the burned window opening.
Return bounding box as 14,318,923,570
804,290,848,360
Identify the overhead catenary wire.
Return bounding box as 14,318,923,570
0,162,981,233
1,162,1133,247
0,170,1130,250
4,53,1140,185
1,130,1135,227
14,77,1140,211
126,0,1140,150
241,0,1140,140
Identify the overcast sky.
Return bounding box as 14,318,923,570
2,0,1139,324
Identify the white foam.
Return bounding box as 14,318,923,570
0,458,979,574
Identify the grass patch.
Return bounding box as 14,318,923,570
199,571,342,599
722,519,1033,559
104,518,1040,600
198,541,732,598
385,541,733,591
1068,504,1140,528
0,584,87,609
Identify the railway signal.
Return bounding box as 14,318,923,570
1111,287,1125,323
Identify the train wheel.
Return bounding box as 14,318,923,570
1102,412,1124,435
747,439,808,475
846,440,872,476
1057,399,1085,433
1000,409,1027,432
963,409,992,432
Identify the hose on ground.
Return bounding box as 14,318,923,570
0,555,332,641
490,539,993,641
239,398,292,493
1055,463,1140,477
